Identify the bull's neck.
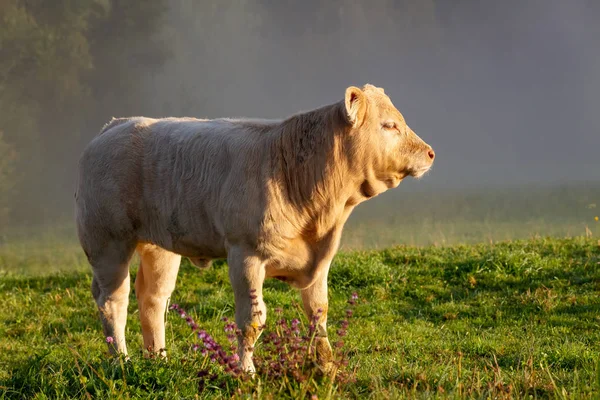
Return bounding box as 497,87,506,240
273,102,358,229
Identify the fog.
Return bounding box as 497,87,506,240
142,0,599,188
1,0,599,238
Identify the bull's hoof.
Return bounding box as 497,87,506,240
241,360,257,378
315,360,337,378
142,346,168,360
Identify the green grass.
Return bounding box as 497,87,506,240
342,183,600,248
1,237,599,398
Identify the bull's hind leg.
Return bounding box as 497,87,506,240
135,243,181,357
227,247,267,373
89,240,136,355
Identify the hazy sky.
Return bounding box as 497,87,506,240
131,0,598,189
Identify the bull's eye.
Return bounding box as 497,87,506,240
382,121,396,130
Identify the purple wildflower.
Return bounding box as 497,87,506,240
169,303,243,376
224,322,236,332
169,294,359,388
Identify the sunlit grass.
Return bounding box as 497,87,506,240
1,237,599,398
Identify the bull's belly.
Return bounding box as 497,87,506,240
171,239,227,259
138,229,227,259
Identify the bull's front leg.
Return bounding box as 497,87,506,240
227,247,266,373
301,270,334,374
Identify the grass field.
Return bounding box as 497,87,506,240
1,236,599,399
342,183,600,248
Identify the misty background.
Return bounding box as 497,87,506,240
1,0,599,248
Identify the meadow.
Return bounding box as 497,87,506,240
1,184,599,399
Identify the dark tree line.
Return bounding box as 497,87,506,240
0,0,169,225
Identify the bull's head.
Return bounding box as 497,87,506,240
344,84,435,184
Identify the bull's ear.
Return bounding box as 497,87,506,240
345,86,367,127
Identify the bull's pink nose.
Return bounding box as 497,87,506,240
427,148,435,161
